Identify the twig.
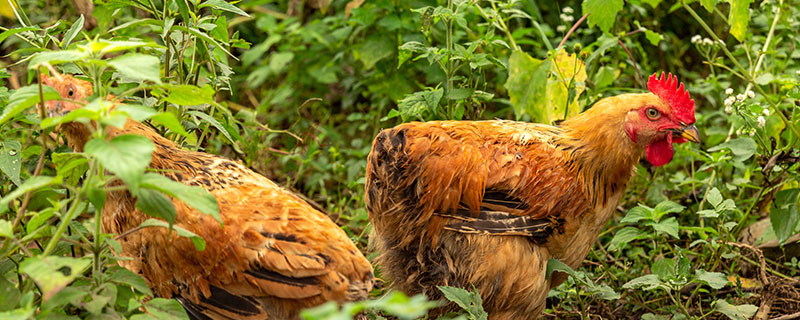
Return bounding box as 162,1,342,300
726,241,769,285
557,14,588,49
772,311,800,320
616,39,644,88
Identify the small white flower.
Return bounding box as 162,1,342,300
691,35,702,44
718,39,725,46
561,14,574,23
796,70,800,75
702,38,714,46
736,129,742,135
556,25,567,32
757,116,766,128
725,88,734,95
725,105,733,114
563,6,573,14
736,94,746,102
749,130,755,136
724,96,735,107
746,90,755,98
772,6,779,13
763,108,770,116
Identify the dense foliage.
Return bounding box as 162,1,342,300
0,0,798,319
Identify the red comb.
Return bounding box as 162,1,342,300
647,72,695,124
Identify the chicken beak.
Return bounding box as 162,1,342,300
670,124,701,143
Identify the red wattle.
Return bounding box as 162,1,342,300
645,135,674,166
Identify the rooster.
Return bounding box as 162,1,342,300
365,72,700,319
42,74,374,320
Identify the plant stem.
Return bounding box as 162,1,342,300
557,14,588,49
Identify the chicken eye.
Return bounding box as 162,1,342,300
645,107,661,120
67,87,74,97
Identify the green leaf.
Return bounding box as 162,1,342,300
28,50,88,69
62,15,85,48
594,66,616,89
131,298,189,320
699,0,719,11
582,0,624,33
136,189,177,226
161,85,215,106
0,276,21,311
695,270,728,289
652,217,680,238
356,37,395,70
198,0,250,17
0,26,39,45
19,256,91,302
437,286,488,320
42,286,88,311
84,135,155,193
150,112,197,144
137,219,206,251
769,189,800,244
0,309,33,320
109,267,152,296
622,274,664,291
52,152,89,186
653,201,685,220
608,227,647,251
715,299,758,320
0,85,61,125
706,187,723,208
708,138,757,161
140,173,221,225
545,258,575,278
644,29,662,45
0,219,12,238
620,205,652,223
108,54,162,84
727,0,754,42
0,176,61,214
0,140,22,185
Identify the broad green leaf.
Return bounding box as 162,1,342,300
138,219,206,251
136,189,177,226
356,36,395,70
652,258,676,281
109,267,152,295
150,112,197,144
594,65,616,89
0,219,12,238
706,187,723,208
0,140,22,185
395,88,443,121
437,286,488,320
0,85,61,125
695,270,728,289
27,50,88,69
608,227,647,251
162,84,215,106
0,309,33,320
592,284,621,300
644,29,662,45
653,200,685,220
42,286,87,311
727,0,754,42
0,176,61,214
715,299,758,320
140,173,221,225
84,39,159,55
642,313,670,320
84,135,155,193
0,276,21,311
620,205,652,223
52,152,89,186
769,189,800,244
652,217,680,238
108,54,162,84
622,274,664,291
199,0,250,17
582,0,624,33
61,15,84,48
545,258,575,278
187,111,235,145
19,256,91,301
115,104,158,122
708,138,756,161
505,49,586,124
0,26,39,45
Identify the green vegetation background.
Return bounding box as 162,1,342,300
0,0,798,319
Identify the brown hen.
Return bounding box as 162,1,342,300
42,74,374,320
365,72,700,319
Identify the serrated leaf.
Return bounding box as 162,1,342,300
437,286,488,320
0,140,21,185
652,217,680,238
109,267,152,296
622,274,664,291
727,0,754,42
608,227,647,251
84,135,155,193
19,256,91,302
0,85,61,125
136,189,177,226
140,173,221,225
715,299,757,320
620,205,653,223
653,200,684,220
130,298,189,320
582,0,624,33
769,189,800,244
708,138,756,162
696,270,728,289
706,187,723,208
546,258,575,278
108,54,162,84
